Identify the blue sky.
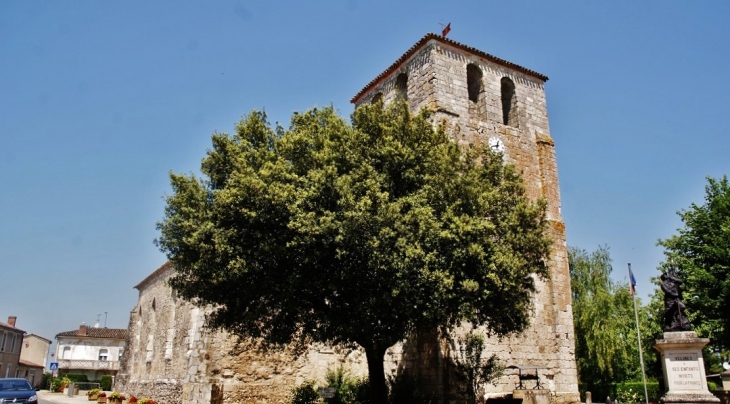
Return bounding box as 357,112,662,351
1,1,728,351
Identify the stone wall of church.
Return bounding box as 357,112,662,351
115,264,371,404
356,38,579,403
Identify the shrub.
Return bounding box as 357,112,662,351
88,389,101,397
99,392,107,398
616,381,663,404
708,381,717,391
110,391,126,400
616,388,641,404
323,366,369,404
64,374,89,383
40,372,51,390
52,376,72,391
290,381,320,404
100,375,113,391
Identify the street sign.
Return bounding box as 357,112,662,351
49,362,59,371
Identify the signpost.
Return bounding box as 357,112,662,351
49,362,59,371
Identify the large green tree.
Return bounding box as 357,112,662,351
569,246,649,398
657,175,730,354
156,101,552,403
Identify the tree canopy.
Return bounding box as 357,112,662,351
569,246,651,398
658,175,730,355
156,101,552,403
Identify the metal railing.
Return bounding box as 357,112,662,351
57,359,120,371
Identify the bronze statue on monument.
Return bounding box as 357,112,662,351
660,266,691,332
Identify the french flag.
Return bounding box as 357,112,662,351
629,264,637,297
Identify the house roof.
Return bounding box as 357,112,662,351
134,261,173,291
55,327,128,340
0,321,25,334
18,359,44,368
24,333,52,344
350,32,549,104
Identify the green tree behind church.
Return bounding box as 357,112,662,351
657,175,730,362
569,246,656,400
156,101,552,404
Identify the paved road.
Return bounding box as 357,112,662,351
38,390,97,404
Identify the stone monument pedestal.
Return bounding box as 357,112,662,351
654,331,720,404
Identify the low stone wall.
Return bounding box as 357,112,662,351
116,379,183,404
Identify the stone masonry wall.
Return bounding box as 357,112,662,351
356,38,579,403
116,264,370,404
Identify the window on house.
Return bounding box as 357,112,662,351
5,364,11,378
395,73,408,101
0,332,6,352
466,64,482,103
98,349,109,361
9,334,16,353
501,77,517,126
62,346,71,359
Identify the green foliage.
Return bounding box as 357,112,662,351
100,375,112,391
569,246,654,391
63,373,89,383
454,331,504,403
157,101,551,404
387,372,423,404
323,366,369,404
707,381,717,391
616,381,662,404
615,387,642,404
289,381,320,404
52,376,71,391
657,175,730,352
40,372,51,390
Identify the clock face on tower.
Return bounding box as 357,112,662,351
488,137,505,153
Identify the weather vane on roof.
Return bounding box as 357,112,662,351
440,22,451,38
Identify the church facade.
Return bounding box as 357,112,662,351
115,33,579,404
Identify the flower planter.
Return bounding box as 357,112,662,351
88,395,99,401
98,397,108,403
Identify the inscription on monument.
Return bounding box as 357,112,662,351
667,352,703,390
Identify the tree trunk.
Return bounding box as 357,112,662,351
364,344,389,404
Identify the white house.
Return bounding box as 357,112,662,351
55,323,127,381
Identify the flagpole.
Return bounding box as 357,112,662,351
629,263,650,404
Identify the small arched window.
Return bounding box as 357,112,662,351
371,92,383,105
466,64,482,103
395,73,408,101
501,77,517,126
98,349,108,361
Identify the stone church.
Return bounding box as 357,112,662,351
115,33,579,404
